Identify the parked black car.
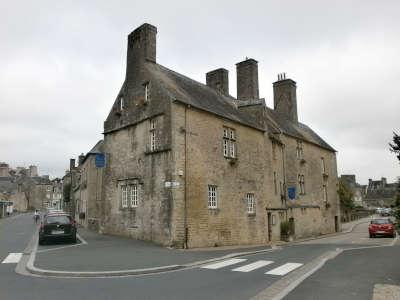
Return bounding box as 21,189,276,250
39,213,77,245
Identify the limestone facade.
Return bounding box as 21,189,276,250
88,23,340,248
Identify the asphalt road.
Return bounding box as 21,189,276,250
0,213,398,300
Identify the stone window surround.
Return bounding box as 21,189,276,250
296,140,304,159
246,193,256,215
118,178,142,210
150,118,156,152
322,184,328,203
208,185,218,209
143,81,150,103
298,174,306,195
223,126,236,159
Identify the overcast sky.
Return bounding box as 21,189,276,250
1,0,399,184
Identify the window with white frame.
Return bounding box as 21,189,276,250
129,184,138,207
121,185,128,208
144,83,149,102
223,127,236,158
298,174,306,195
246,193,255,214
208,185,217,209
296,140,304,159
150,118,156,151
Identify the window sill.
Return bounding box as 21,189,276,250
208,208,220,215
145,147,171,155
247,212,256,217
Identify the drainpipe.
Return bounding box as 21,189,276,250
183,105,188,249
281,143,288,221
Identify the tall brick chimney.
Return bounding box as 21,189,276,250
206,68,229,95
126,23,157,84
273,73,298,123
236,58,259,101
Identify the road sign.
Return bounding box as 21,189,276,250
95,153,105,168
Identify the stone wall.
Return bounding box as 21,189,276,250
172,104,280,248
283,135,340,236
102,110,175,246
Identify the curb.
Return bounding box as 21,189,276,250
21,218,370,278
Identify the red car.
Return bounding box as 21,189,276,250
369,219,396,238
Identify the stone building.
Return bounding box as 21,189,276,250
95,23,340,248
364,177,398,207
0,163,54,211
73,141,104,230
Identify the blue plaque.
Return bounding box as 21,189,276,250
95,153,105,168
287,187,296,200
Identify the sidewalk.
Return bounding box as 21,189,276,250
341,215,373,232
33,227,272,273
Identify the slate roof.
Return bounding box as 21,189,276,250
147,63,264,131
0,177,17,194
82,140,104,164
265,108,336,152
147,62,336,152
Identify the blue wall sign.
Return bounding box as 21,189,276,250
95,153,105,168
287,187,296,200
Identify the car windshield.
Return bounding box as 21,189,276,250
46,215,70,224
371,219,391,224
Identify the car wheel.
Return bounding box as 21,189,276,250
71,235,77,243
39,238,45,245
369,233,373,238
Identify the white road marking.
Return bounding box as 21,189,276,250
232,260,274,272
2,253,23,264
201,258,247,270
265,263,303,276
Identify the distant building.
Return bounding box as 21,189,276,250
0,163,57,211
364,177,398,207
0,163,11,177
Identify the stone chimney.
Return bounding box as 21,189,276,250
206,68,229,95
381,177,387,188
78,153,85,166
126,23,157,84
236,58,259,101
70,159,76,171
29,165,38,177
273,73,298,123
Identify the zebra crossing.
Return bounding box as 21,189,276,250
1,253,23,264
201,258,303,276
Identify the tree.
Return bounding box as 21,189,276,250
389,132,400,162
338,181,354,210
